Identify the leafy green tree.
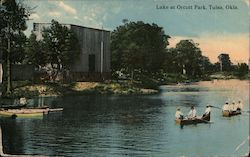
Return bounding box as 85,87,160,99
24,33,46,67
163,48,181,73
218,53,232,71
235,63,249,77
11,32,27,63
0,0,30,94
42,19,80,80
200,56,214,74
174,40,204,77
111,21,170,79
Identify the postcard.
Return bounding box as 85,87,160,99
0,0,249,156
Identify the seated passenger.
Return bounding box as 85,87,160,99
236,100,243,111
188,106,196,119
175,108,184,120
222,102,229,111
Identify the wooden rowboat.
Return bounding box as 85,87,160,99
222,110,241,117
0,107,63,118
0,110,44,118
175,113,211,125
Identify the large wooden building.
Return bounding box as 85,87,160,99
33,23,111,81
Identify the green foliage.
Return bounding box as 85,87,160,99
41,19,80,75
24,33,46,67
235,63,249,77
175,40,202,76
0,0,29,64
0,0,30,94
111,21,170,77
218,53,232,71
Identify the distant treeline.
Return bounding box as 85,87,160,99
111,21,249,82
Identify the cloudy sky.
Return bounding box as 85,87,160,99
24,0,249,64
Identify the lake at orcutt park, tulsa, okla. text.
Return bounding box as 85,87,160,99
156,4,238,10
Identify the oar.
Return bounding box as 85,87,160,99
210,106,222,110
199,118,214,124
241,110,250,113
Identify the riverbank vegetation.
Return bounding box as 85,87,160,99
6,81,158,98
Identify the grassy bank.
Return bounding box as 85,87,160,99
210,72,250,80
7,81,158,98
2,72,248,99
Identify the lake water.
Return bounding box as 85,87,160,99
1,80,249,157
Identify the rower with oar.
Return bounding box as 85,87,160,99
202,105,211,118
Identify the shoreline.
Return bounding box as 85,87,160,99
1,81,159,99
0,72,249,100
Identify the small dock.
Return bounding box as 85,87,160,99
0,127,49,157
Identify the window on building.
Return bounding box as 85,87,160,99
89,54,95,72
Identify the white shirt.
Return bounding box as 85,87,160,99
204,107,211,115
175,111,183,119
236,102,243,109
231,104,237,111
188,109,196,118
223,104,229,111
20,97,27,105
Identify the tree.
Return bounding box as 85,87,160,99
0,0,30,94
235,63,249,77
199,56,214,74
111,21,170,79
42,19,80,81
218,53,232,71
163,48,181,73
24,33,46,67
174,40,204,77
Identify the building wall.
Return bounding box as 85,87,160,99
70,25,111,73
32,23,111,80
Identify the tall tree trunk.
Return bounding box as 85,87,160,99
6,29,12,95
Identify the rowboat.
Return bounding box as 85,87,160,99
222,110,241,117
175,113,211,125
0,104,27,109
0,107,63,118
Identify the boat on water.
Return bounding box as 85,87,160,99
0,107,63,118
0,104,27,109
175,113,211,125
222,110,241,117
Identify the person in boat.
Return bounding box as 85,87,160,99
202,105,211,117
222,102,229,111
19,97,27,106
236,100,243,111
175,108,184,120
188,106,196,119
229,102,237,112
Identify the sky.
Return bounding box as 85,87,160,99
23,0,249,64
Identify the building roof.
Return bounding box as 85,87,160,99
33,22,110,32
